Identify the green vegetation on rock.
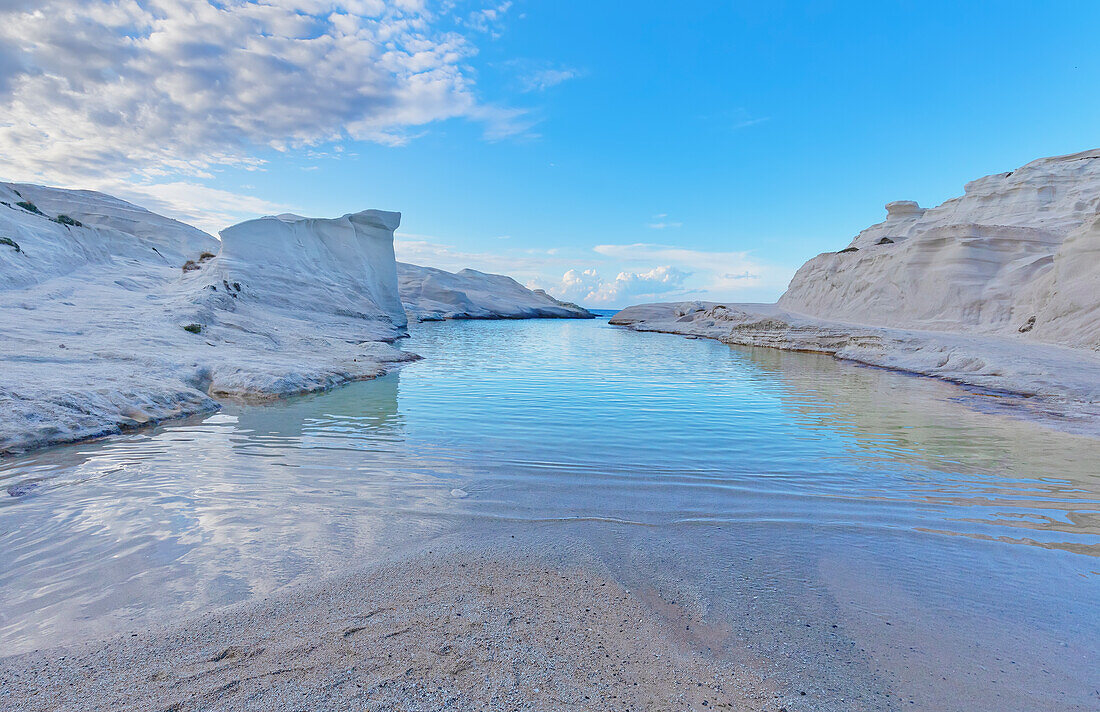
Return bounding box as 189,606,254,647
15,201,43,216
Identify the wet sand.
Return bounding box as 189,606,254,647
0,545,779,712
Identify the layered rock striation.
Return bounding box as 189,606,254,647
778,149,1100,349
612,150,1100,434
398,263,592,321
0,187,413,453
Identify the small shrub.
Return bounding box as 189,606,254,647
182,260,200,272
52,214,81,227
1018,316,1036,333
837,246,859,253
0,236,20,252
182,323,203,334
199,251,216,261
52,214,83,227
15,201,43,216
876,237,894,245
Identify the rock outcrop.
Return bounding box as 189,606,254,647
611,150,1100,434
0,182,592,454
0,182,218,290
0,186,413,454
398,263,592,321
216,211,407,328
778,149,1100,350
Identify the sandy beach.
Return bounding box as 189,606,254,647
0,544,782,712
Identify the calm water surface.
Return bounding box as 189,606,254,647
1,318,1097,710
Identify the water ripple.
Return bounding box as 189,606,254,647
0,317,1097,657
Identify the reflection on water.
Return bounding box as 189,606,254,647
1,318,1097,710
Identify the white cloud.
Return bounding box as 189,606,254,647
536,265,691,305
0,0,526,222
522,67,580,92
104,181,296,235
594,243,785,291
646,213,681,229
461,1,512,36
504,59,583,93
468,103,538,141
531,243,797,307
394,235,576,278
394,234,797,308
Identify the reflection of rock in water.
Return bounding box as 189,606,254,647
728,342,1100,551
229,373,404,447
734,342,1096,474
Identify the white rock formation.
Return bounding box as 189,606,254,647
0,182,594,454
778,149,1100,349
0,185,414,454
217,211,408,328
611,150,1100,435
398,262,592,321
0,183,218,291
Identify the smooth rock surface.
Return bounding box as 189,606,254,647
0,182,592,454
218,211,408,329
398,262,592,321
778,149,1100,349
612,150,1100,434
0,184,414,454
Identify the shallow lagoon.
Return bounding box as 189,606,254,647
1,318,1097,710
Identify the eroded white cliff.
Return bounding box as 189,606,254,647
612,150,1100,434
0,183,595,454
0,186,413,453
398,263,592,321
778,150,1100,350
216,211,407,329
0,182,218,290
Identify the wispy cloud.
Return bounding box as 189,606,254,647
0,1,526,225
504,59,585,93
647,213,683,229
700,108,769,131
470,104,539,141
729,108,769,130
104,181,296,236
521,67,582,92
394,235,578,279
462,1,513,37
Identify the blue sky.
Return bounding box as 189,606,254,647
3,1,1099,307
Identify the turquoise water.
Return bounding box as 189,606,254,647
1,318,1097,710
